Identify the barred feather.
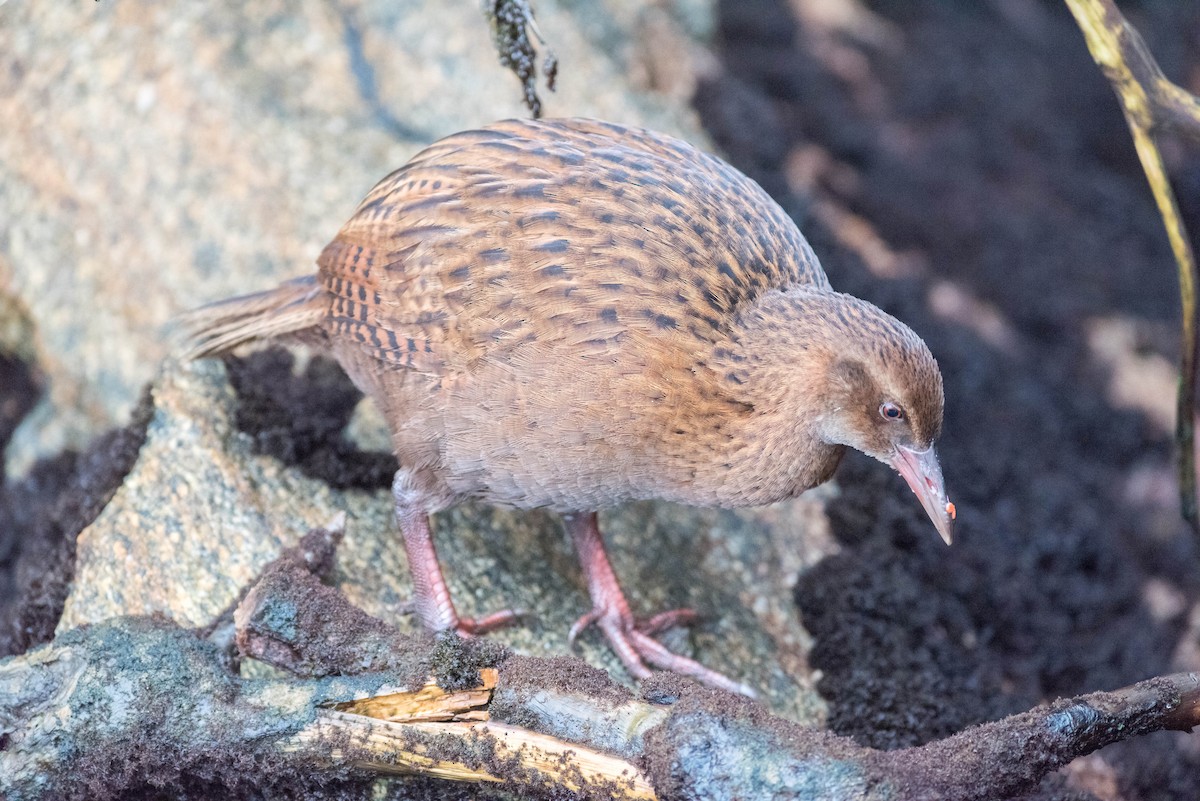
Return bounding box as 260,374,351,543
176,275,328,360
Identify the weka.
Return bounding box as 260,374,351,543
184,118,953,695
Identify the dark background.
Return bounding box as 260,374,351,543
699,0,1200,797
4,1,1200,798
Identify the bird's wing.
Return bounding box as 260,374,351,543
316,137,503,375
317,119,829,376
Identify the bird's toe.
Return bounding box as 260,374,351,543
569,603,753,696
637,607,699,637
454,608,527,637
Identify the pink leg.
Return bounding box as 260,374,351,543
394,497,521,637
563,512,755,696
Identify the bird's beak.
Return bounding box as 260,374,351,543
890,444,954,545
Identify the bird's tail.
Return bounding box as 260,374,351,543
176,275,328,360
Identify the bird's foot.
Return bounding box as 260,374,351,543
568,604,755,697
638,607,699,636
395,501,526,639
399,592,525,638
568,605,697,643
450,608,526,638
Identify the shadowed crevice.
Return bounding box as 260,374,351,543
0,384,154,657
334,1,422,142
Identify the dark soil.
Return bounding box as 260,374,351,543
0,368,153,657
0,354,40,475
4,1,1200,799
697,0,1200,798
223,349,398,491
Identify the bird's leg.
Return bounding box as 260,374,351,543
393,486,521,637
562,512,755,696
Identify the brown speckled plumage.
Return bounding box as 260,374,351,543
183,118,951,695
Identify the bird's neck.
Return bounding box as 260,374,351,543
694,286,861,501
716,286,861,411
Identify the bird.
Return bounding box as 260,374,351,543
181,117,953,696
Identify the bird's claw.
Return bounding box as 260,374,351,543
450,608,527,638
568,605,755,697
638,607,699,636
568,607,605,646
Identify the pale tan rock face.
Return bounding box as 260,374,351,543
0,0,707,476
62,360,834,720
58,359,407,634
5,0,838,722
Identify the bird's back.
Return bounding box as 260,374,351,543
179,119,867,510
316,117,828,377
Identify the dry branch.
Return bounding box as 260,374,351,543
484,0,558,118
4,526,1200,800
287,713,656,797
1065,0,1200,534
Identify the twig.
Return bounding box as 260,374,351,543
286,713,657,798
5,523,1200,799
1065,0,1200,535
483,0,558,118
872,671,1200,800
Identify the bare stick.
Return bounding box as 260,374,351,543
1065,0,1200,534
286,713,657,798
5,596,1200,799
870,671,1200,800
483,0,558,118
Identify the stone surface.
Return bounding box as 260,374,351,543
6,0,838,723
61,359,834,721
0,0,708,476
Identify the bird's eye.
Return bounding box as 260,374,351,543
880,402,905,421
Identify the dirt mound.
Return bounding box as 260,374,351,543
700,0,1200,797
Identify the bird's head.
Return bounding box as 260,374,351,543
725,287,954,543
811,299,954,544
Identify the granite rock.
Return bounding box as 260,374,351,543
0,0,709,475
5,0,837,723
61,358,835,720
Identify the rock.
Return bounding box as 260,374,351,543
61,358,834,720
0,0,709,476
4,0,838,723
